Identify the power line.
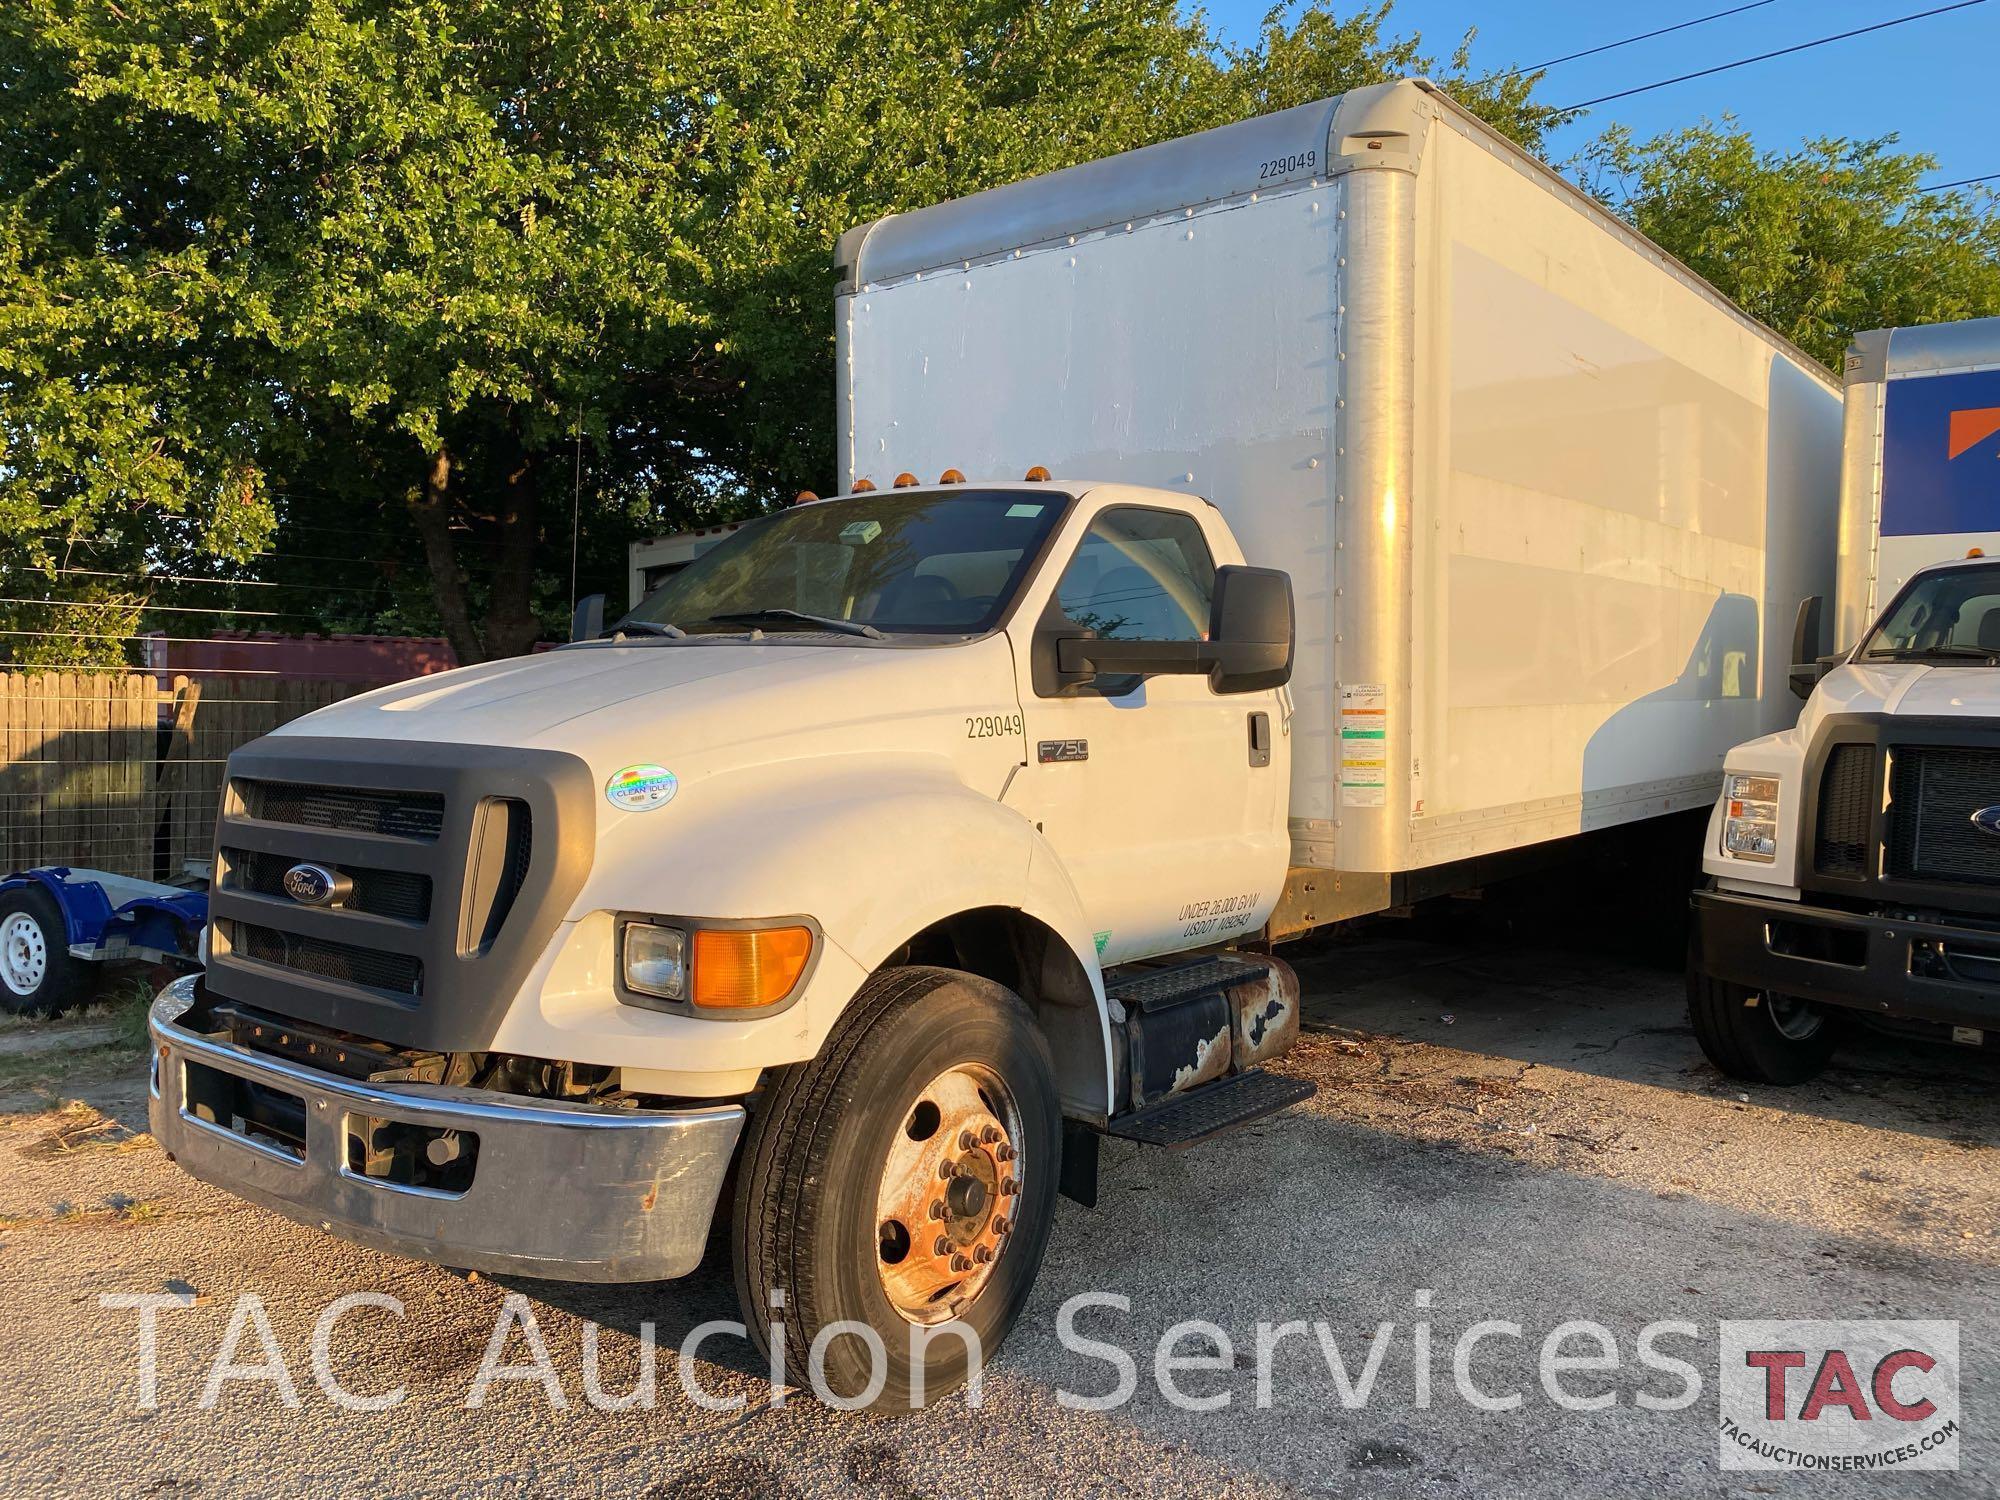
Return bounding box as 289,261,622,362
1920,171,2000,192
1559,0,1987,110
1483,0,1784,82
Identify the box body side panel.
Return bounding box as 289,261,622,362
1404,119,1841,867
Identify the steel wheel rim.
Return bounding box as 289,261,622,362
874,1062,1024,1326
1,912,47,996
1767,993,1823,1042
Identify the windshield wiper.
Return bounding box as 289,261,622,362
1862,645,2000,663
702,609,885,640
602,620,686,640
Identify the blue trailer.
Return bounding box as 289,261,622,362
0,867,207,1016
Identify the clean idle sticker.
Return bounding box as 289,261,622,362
605,764,679,811
1339,682,1388,808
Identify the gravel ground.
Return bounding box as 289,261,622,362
1,926,1994,1498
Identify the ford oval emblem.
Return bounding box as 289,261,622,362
282,862,341,906
1972,807,2000,839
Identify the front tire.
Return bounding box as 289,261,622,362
0,886,83,1018
732,966,1061,1409
1688,969,1839,1085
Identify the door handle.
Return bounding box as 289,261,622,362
1248,712,1272,768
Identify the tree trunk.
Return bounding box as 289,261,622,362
482,429,542,660
405,445,487,665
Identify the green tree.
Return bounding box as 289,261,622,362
1227,2,1569,154
1581,121,2000,371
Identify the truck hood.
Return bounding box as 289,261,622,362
1802,662,2000,734
269,637,1017,767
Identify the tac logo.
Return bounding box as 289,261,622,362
1718,1320,1960,1471
1948,405,2000,461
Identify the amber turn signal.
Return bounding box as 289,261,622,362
691,926,813,1009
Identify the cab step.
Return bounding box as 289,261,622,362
1104,954,1271,1012
1103,1068,1315,1149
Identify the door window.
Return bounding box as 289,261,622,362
1054,508,1216,642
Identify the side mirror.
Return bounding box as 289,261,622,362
1045,565,1295,694
1788,595,1824,701
571,592,606,643
1204,565,1294,694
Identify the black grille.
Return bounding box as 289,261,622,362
1814,744,1877,877
222,920,423,998
1886,747,2000,887
237,779,444,842
222,848,432,923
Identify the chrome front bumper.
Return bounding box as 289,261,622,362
147,978,745,1282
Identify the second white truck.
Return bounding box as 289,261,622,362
1691,315,2000,1082
150,81,1839,1406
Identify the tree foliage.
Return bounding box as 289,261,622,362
2,3,1992,666
1582,121,2000,370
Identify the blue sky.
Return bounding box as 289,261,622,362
1201,0,1997,187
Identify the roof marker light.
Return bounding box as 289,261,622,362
851,478,877,493
793,490,819,506
892,472,920,489
1024,465,1052,482
939,469,966,484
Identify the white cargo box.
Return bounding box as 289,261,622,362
836,80,1841,889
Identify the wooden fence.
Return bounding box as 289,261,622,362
0,673,373,881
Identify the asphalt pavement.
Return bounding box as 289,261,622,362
2,923,1994,1498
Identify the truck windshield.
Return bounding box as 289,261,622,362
618,490,1066,637
1859,562,2000,664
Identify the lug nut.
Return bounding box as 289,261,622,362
959,1130,977,1151
937,1157,955,1179
934,1236,951,1256
928,1200,947,1220
1000,1176,1018,1196
981,1124,1001,1144
973,1244,994,1264
995,1143,1015,1162
950,1253,971,1273
993,1215,1011,1236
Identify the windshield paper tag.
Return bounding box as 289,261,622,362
838,520,882,545
1339,683,1387,807
606,764,679,811
1005,503,1044,518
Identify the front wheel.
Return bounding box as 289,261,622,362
1688,969,1839,1085
732,966,1062,1410
0,886,84,1018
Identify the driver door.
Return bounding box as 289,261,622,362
1009,502,1286,965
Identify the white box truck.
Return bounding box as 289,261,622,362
149,80,1838,1406
1690,315,2000,1082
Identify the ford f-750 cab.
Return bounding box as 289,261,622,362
151,82,1839,1405
1690,316,2000,1083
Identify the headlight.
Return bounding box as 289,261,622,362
622,922,688,999
618,919,815,1011
1722,773,1780,862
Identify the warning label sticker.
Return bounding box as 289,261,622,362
1339,682,1388,808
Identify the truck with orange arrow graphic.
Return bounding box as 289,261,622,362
1691,316,2000,1082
